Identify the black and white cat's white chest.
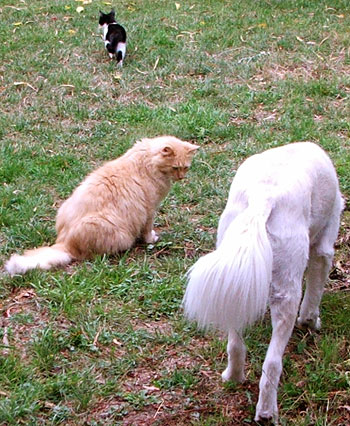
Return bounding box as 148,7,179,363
99,10,127,66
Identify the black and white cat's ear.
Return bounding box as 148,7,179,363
161,146,174,157
110,8,116,17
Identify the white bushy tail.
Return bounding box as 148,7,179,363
183,209,273,333
5,243,72,276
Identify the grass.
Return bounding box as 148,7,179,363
1,0,350,424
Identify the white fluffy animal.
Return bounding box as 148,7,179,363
183,142,343,423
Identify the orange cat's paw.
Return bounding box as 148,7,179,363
145,230,159,244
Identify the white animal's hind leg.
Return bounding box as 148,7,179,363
222,330,246,383
255,280,302,423
298,215,340,330
297,248,332,331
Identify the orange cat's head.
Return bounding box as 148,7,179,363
142,136,199,181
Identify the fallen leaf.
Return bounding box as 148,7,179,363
13,22,23,26
68,29,76,35
175,2,180,9
153,56,160,70
258,22,267,28
143,385,160,392
319,36,330,45
44,401,56,409
64,5,71,9
14,289,36,301
76,6,84,13
113,73,122,80
13,81,37,91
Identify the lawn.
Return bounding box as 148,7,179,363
1,0,350,424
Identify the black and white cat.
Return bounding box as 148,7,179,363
99,9,127,67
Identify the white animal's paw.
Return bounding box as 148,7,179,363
254,410,278,424
255,403,278,424
255,392,278,424
145,230,159,244
222,368,245,383
297,316,321,331
314,317,321,330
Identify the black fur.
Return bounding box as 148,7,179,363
99,9,127,65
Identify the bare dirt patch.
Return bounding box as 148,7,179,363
0,287,49,358
329,209,350,292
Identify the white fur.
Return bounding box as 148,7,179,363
183,142,343,423
5,247,72,276
102,23,109,39
117,42,126,57
185,208,272,333
102,24,113,58
116,41,126,63
144,229,159,244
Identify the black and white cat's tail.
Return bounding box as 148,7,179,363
116,49,124,64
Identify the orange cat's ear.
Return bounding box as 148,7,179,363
161,146,174,157
187,144,200,153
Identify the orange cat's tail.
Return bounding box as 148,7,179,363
5,243,73,276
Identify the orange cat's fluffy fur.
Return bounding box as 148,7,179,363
5,136,199,275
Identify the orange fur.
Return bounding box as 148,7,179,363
5,136,199,275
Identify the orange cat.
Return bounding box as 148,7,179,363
5,136,199,275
